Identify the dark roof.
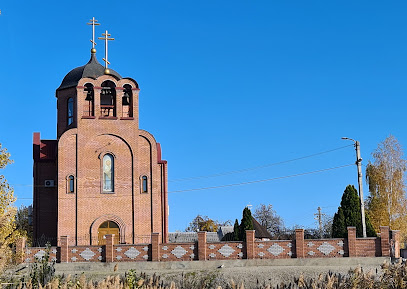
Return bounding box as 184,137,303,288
252,217,273,239
57,52,121,91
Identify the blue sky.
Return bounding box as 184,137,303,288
1,1,407,232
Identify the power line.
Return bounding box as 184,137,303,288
169,144,353,182
14,163,354,200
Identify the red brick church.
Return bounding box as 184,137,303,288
33,23,168,246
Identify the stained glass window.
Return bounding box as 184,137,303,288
103,154,114,192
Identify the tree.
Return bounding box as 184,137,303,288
239,207,253,241
233,219,240,241
15,205,33,245
366,135,407,239
332,185,376,238
185,215,230,232
253,204,284,237
0,144,20,271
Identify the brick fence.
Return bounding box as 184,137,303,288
16,226,399,264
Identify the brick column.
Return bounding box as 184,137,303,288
16,237,26,264
245,230,255,259
197,231,207,261
151,233,161,262
347,227,356,257
295,229,304,258
105,234,114,262
391,230,400,258
380,226,390,257
60,236,69,263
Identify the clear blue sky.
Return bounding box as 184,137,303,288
1,1,407,232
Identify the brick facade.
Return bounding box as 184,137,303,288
33,51,168,246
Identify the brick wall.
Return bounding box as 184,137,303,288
19,227,399,264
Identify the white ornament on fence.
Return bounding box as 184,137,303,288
218,244,235,257
267,243,284,256
124,247,141,259
317,242,335,255
80,248,96,261
172,246,187,258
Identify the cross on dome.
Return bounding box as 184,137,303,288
98,30,115,74
87,17,100,52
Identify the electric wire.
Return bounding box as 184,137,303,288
169,144,353,182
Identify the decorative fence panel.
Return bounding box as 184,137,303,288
160,243,198,261
255,240,293,259
207,242,245,260
24,247,58,263
114,244,151,262
68,246,104,262
303,239,346,258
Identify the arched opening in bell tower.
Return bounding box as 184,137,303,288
100,80,116,117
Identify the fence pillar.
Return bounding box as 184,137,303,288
391,230,400,258
295,229,304,258
16,237,26,264
151,233,161,262
105,234,114,262
60,236,69,263
347,227,356,257
197,231,207,261
245,230,255,259
381,226,390,257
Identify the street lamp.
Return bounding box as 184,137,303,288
341,137,367,238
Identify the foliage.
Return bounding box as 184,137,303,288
239,207,253,241
0,143,20,272
253,204,284,238
29,242,56,287
332,185,376,238
233,219,240,241
366,135,407,240
185,215,230,232
15,205,33,245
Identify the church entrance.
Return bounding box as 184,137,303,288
98,221,120,245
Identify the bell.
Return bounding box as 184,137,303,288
122,91,130,105
85,90,93,101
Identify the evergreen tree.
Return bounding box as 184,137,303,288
239,207,254,241
233,219,240,241
332,185,376,238
332,207,346,238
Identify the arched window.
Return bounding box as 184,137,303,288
103,154,114,192
142,175,148,193
67,97,74,125
122,84,133,118
68,175,75,193
84,83,94,117
100,81,116,118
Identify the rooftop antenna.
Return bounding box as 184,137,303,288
98,30,115,74
87,17,100,53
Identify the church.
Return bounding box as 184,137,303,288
32,19,168,246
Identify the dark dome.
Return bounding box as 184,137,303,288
57,52,121,91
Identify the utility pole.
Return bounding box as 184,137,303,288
342,137,367,238
314,207,325,238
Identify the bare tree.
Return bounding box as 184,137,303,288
253,204,284,237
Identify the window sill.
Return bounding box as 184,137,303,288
82,116,96,119
99,116,118,120
102,191,115,194
120,117,134,120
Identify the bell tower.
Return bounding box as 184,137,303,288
33,19,168,246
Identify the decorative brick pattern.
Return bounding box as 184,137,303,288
159,243,198,261
114,245,150,261
24,247,58,263
255,241,293,259
69,246,104,262
206,242,245,260
304,239,346,258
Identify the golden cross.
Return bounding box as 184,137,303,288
98,30,115,71
87,17,100,50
